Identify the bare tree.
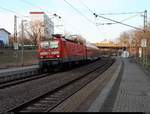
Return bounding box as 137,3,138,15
24,20,44,47
118,32,130,47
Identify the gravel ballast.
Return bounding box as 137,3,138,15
0,59,107,113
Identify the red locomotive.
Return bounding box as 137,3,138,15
38,34,100,71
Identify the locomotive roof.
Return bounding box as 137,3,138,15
86,42,99,50
51,34,98,49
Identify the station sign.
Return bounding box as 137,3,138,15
141,39,147,47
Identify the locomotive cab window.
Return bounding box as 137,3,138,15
40,41,49,49
50,41,59,49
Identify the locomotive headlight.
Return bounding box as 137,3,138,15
51,51,59,54
56,55,60,58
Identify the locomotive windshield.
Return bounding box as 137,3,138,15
40,41,59,49
50,41,59,49
40,41,49,49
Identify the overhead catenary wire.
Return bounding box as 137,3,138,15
78,0,94,14
18,0,78,38
20,0,56,16
64,0,106,36
78,0,143,23
96,14,141,25
63,0,96,25
0,0,56,19
78,0,114,38
79,0,139,23
0,5,32,21
79,0,112,38
21,0,81,36
0,5,24,17
77,0,144,31
21,0,43,10
97,11,146,30
98,12,143,15
93,13,143,31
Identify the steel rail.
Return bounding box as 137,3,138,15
8,58,114,112
0,60,94,89
0,73,51,89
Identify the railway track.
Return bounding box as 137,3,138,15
8,58,115,112
0,73,51,89
0,60,91,89
0,59,99,89
0,68,39,85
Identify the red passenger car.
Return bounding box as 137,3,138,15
86,42,100,60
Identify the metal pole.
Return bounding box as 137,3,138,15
14,15,18,66
14,15,17,44
142,47,144,66
145,47,147,66
144,10,147,67
21,20,25,68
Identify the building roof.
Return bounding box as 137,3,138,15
0,28,11,35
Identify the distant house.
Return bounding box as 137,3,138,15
0,28,11,46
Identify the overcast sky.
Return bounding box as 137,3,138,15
0,0,150,43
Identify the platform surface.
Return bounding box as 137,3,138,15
112,58,150,112
0,65,38,75
88,58,150,112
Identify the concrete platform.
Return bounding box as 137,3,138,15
88,58,150,112
0,65,39,76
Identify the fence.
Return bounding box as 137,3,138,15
0,46,38,68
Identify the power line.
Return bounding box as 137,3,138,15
77,1,143,28
77,0,144,30
0,5,23,16
70,0,145,33
120,14,141,22
0,5,30,20
78,0,143,24
63,0,95,25
78,0,94,14
21,0,81,35
93,13,143,31
20,0,53,15
20,0,63,20
21,0,43,11
63,0,105,36
99,12,143,15
96,14,141,25
78,0,110,36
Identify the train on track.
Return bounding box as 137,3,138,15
38,34,101,71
